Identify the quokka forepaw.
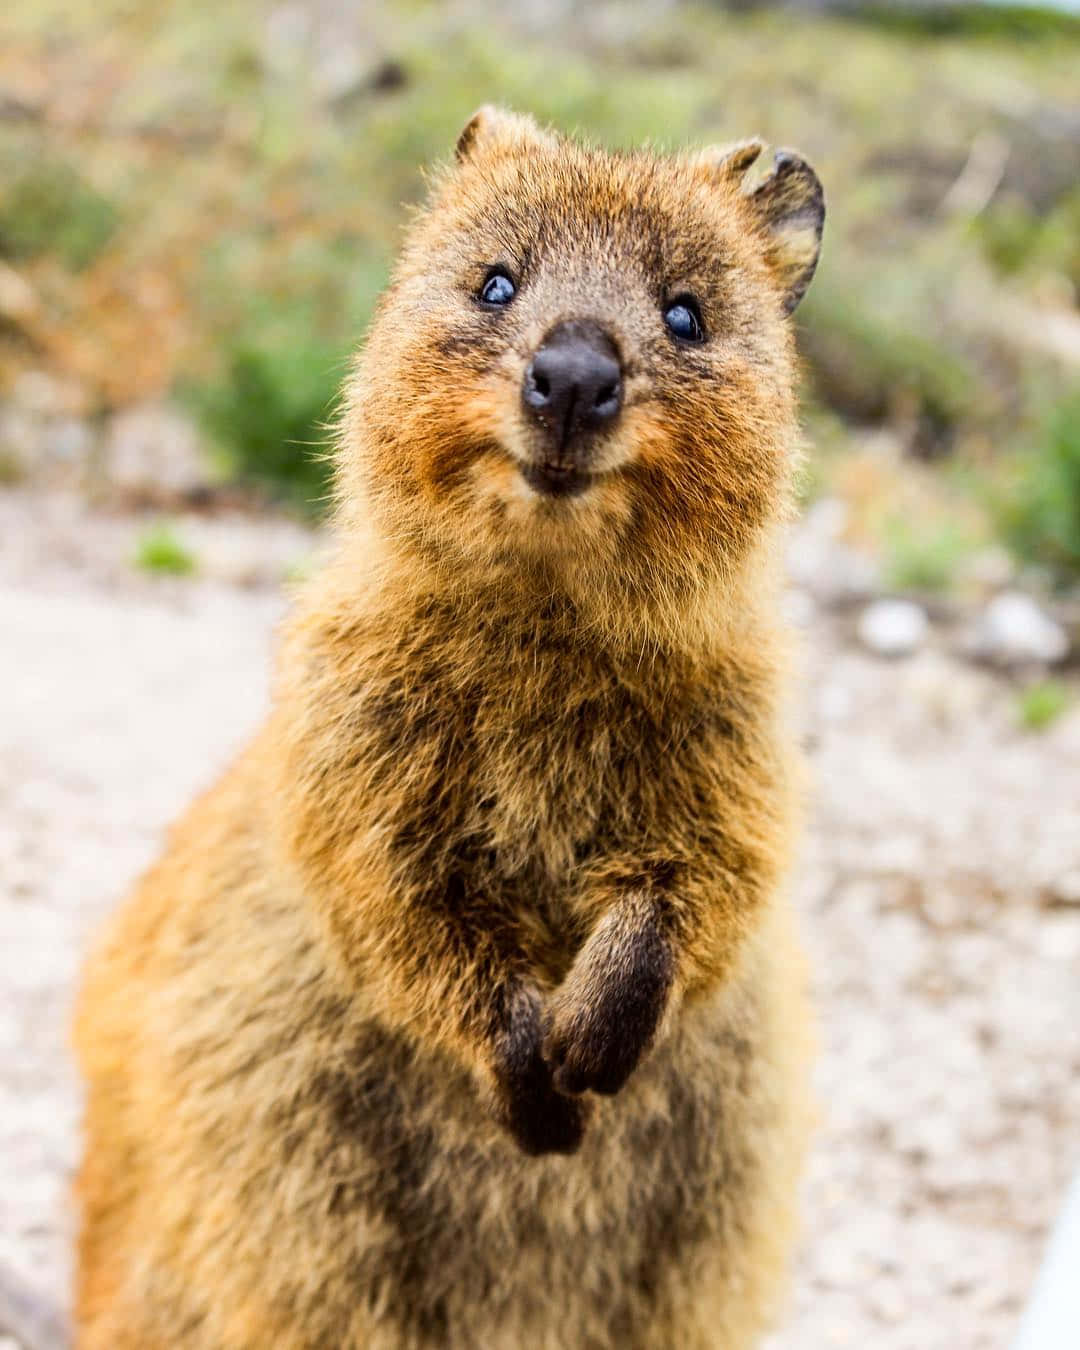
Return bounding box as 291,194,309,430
543,911,674,1098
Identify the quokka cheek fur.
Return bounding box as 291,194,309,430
73,106,825,1350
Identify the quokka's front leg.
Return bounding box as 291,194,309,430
543,889,676,1098
487,980,592,1154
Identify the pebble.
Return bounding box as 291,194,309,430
11,370,83,418
967,592,1069,667
1047,870,1080,908
857,599,929,657
805,496,850,541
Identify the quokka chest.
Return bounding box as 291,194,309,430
362,653,739,894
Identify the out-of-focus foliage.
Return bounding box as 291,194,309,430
799,276,980,457
846,3,1080,41
0,158,118,270
1017,678,1071,731
134,523,198,576
973,188,1080,301
1001,393,1080,581
882,515,977,593
188,342,337,513
0,0,1078,546
182,301,352,513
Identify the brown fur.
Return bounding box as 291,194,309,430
74,108,824,1348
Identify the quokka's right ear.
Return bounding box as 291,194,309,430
455,105,557,163
698,139,826,315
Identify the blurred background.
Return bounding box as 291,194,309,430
1,2,1078,1348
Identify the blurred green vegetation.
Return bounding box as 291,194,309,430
1,0,1078,575
186,340,339,514
0,157,118,270
882,515,977,593
181,296,357,513
134,524,198,576
973,189,1080,301
799,275,980,457
1017,679,1071,731
850,3,1080,41
1000,392,1080,582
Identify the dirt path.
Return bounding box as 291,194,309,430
2,490,1078,1349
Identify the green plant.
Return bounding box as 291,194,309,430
975,189,1080,298
882,515,973,592
135,524,197,576
847,4,1080,42
798,278,978,455
187,334,345,515
0,448,24,486
1017,680,1071,732
0,159,118,270
1003,392,1080,580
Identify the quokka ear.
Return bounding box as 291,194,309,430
710,138,767,179
703,139,826,315
455,105,556,163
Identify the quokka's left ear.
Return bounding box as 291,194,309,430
455,105,557,164
704,140,826,315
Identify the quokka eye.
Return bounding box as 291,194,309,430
663,296,705,343
479,269,516,306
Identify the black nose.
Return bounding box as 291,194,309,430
522,320,623,451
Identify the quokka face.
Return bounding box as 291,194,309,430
340,107,823,598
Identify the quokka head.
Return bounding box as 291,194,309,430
337,107,824,615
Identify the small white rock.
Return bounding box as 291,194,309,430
12,368,83,417
969,591,1069,667
804,496,850,541
857,599,929,658
1047,870,1080,908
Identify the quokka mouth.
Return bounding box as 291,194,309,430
521,460,594,498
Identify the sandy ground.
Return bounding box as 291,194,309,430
1,488,1078,1349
